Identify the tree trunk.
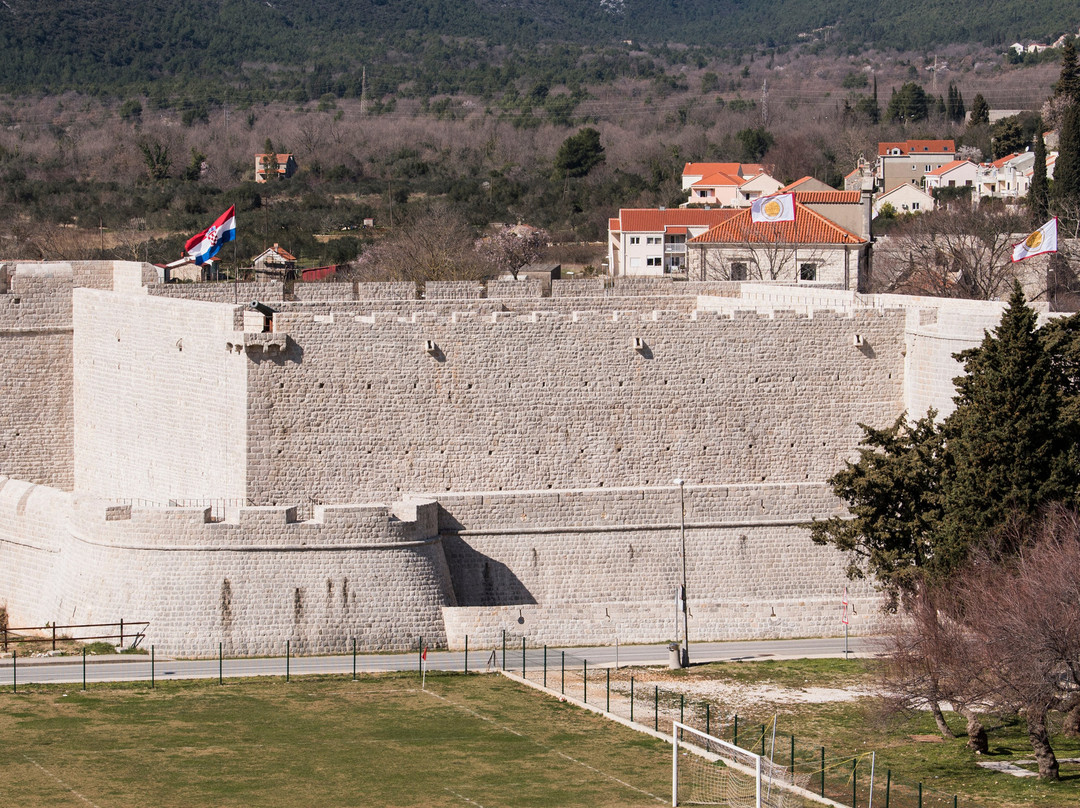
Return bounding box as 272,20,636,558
961,708,988,753
1026,707,1060,780
928,678,956,738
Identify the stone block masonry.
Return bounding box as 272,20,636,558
0,264,1021,655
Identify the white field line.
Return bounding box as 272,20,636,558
23,755,104,808
422,688,665,804
444,787,490,807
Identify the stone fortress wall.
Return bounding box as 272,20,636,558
0,264,1025,655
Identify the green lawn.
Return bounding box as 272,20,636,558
660,659,1080,808
0,674,671,808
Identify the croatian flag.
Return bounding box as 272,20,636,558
185,206,236,265
750,193,795,223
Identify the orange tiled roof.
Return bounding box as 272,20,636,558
609,218,620,233
780,176,816,192
926,160,972,177
618,208,740,232
878,140,955,156
793,191,861,203
687,203,865,245
683,162,767,179
691,171,747,188
665,226,688,235
991,153,1020,169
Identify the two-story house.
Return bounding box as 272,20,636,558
255,153,298,183
681,162,782,207
608,208,740,277
877,140,955,193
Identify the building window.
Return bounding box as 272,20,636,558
799,263,817,282
629,236,640,245
730,262,748,281
925,164,932,172
912,202,920,210
965,180,972,186
669,256,682,268
646,257,662,267
948,180,956,187
646,236,661,245
697,190,709,197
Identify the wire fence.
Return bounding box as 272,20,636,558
0,632,966,808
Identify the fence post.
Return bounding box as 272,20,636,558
630,676,635,722
852,758,857,808
705,703,710,737
52,623,56,651
12,650,15,692
761,725,766,757
654,685,658,731
502,630,506,671
680,694,684,725
543,646,546,688
151,645,155,689
583,659,587,704
734,714,738,747
522,637,525,678
352,638,357,681
885,770,890,808
918,783,922,808
465,636,469,675
606,668,610,713
561,651,565,694
82,647,86,691
790,735,795,775
820,747,825,798
219,642,223,685
286,640,290,682
120,618,124,649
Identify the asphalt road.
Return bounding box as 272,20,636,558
0,635,874,687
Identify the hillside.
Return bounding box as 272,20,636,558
0,0,1077,98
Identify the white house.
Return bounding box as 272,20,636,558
681,162,780,207
608,208,739,277
685,201,869,290
873,183,935,217
924,160,978,192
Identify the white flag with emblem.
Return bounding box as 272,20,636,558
750,193,795,223
1012,218,1058,262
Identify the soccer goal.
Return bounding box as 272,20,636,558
671,722,809,808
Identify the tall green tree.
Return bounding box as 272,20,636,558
885,82,929,123
1055,38,1080,102
1029,131,1049,221
940,284,1076,563
1054,102,1080,212
969,93,990,126
807,412,946,609
554,128,605,180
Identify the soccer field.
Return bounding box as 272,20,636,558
1,672,672,807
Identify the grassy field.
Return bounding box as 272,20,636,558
0,673,671,808
657,659,1080,808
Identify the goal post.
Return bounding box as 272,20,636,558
672,721,762,808
672,721,811,808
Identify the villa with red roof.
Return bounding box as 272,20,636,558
681,162,783,207
685,201,870,289
607,208,740,276
877,140,955,193
923,160,978,193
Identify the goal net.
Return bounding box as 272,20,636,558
672,722,809,808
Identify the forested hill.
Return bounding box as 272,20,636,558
1,0,1077,96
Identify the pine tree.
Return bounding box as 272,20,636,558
1029,131,1049,222
940,284,1075,564
969,93,990,126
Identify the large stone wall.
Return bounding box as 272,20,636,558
0,265,74,489
246,307,907,504
437,484,883,648
0,478,456,656
73,290,250,503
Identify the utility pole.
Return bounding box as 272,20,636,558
675,478,690,667
761,78,769,128
360,66,367,116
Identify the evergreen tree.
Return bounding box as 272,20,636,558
1054,102,1080,212
886,82,929,123
554,128,605,180
969,93,990,126
1055,38,1080,103
946,84,965,123
940,284,1075,565
1029,131,1049,221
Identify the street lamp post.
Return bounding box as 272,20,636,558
675,478,690,667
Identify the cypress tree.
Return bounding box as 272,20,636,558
1053,101,1080,211
940,284,1074,564
969,93,990,126
1055,38,1080,103
1029,131,1049,222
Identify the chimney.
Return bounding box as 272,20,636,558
860,188,873,242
